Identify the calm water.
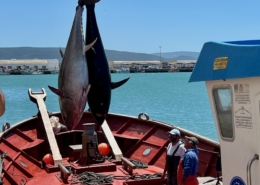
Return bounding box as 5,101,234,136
0,73,218,141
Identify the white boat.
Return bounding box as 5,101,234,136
31,71,43,75
50,70,59,74
119,67,130,73
0,68,7,75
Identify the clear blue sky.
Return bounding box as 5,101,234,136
1,1,260,54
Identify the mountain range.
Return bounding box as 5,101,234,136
0,47,199,62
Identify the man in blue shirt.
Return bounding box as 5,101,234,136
178,136,199,185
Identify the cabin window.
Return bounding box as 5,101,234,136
213,86,233,139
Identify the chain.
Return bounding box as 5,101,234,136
126,173,162,181
71,171,113,185
127,159,148,168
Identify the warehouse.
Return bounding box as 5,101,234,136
108,60,161,69
0,59,59,71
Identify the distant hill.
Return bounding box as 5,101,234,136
0,47,199,62
0,47,64,62
152,51,200,60
105,49,164,61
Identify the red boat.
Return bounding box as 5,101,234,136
0,88,221,185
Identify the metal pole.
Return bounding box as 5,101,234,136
159,46,161,63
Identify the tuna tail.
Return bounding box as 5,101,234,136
111,77,130,90
78,0,100,6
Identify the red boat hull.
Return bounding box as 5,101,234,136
0,111,220,185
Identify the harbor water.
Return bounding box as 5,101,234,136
0,73,218,141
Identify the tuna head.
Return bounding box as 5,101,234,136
48,5,96,130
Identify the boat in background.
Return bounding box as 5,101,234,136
129,66,142,73
31,71,43,75
9,69,32,75
0,68,7,75
42,70,59,74
119,67,130,73
50,70,59,74
143,66,170,73
110,68,119,73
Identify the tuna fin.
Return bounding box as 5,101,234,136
86,84,91,95
111,77,130,90
83,84,91,97
48,86,64,98
59,48,64,58
85,38,97,52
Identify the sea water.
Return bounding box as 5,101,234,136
0,73,218,141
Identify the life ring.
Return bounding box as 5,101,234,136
138,113,149,121
2,122,10,132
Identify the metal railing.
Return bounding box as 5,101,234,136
247,154,259,185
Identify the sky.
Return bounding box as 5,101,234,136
1,1,260,54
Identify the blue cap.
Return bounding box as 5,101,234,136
168,129,180,136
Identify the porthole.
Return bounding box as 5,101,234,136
143,148,151,156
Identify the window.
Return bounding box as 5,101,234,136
213,85,233,139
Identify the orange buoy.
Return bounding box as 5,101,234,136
98,143,110,156
42,154,54,165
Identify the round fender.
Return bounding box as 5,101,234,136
0,90,5,117
138,113,149,121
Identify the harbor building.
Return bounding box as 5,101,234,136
108,60,197,73
108,60,161,69
168,60,197,72
0,59,59,72
108,60,165,73
168,60,196,68
0,59,59,70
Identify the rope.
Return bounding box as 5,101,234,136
198,147,220,154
